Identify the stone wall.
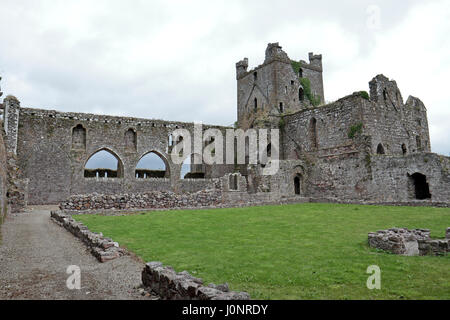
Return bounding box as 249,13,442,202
142,262,250,300
12,105,235,204
366,75,430,156
60,190,223,212
368,227,449,256
367,153,450,203
0,124,8,221
51,211,126,262
282,93,365,161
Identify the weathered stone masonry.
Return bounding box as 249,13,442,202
142,262,250,300
1,42,449,207
7,105,234,205
368,227,450,256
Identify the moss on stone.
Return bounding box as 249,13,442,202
291,60,302,75
300,78,321,107
348,123,363,139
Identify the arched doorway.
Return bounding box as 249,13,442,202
409,173,431,200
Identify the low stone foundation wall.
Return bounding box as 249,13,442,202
51,211,126,262
59,190,222,212
142,262,250,300
368,227,449,256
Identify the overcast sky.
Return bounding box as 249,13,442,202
1,0,449,156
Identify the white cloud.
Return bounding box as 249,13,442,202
0,0,448,154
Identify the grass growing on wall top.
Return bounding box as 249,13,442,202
74,203,450,300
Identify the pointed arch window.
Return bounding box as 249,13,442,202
84,149,123,178
136,151,169,179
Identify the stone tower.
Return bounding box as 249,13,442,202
368,74,431,155
236,43,325,128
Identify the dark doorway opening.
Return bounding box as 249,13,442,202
377,143,385,155
410,173,431,200
294,176,301,195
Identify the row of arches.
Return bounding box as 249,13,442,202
83,149,206,180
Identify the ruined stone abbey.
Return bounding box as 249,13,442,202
0,42,449,213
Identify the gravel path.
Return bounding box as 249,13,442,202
0,206,150,300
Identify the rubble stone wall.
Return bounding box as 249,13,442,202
51,211,125,262
142,262,250,300
368,227,449,256
59,190,223,211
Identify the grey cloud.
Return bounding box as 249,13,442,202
0,0,448,155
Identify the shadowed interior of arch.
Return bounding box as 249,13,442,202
84,149,123,178
135,152,169,179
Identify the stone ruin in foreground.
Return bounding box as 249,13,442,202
368,227,450,256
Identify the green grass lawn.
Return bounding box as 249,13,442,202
74,203,450,299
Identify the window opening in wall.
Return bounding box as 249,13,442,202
299,68,303,78
135,151,169,179
254,98,258,112
309,118,318,150
253,72,257,81
377,143,385,155
84,149,123,178
402,144,407,155
279,102,284,113
299,87,305,102
416,136,422,151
